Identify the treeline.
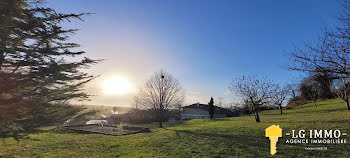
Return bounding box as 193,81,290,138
228,0,350,123
228,76,292,122
287,0,350,111
287,72,336,108
227,71,340,123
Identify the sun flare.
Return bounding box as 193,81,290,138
102,76,132,95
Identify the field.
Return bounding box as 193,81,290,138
1,99,349,158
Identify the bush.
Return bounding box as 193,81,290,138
286,96,307,109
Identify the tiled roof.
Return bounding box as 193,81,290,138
182,103,234,116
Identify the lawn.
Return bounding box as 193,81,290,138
0,99,349,158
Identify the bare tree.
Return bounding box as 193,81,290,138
132,96,140,110
228,76,273,122
289,29,350,110
222,98,239,111
287,0,350,110
137,70,184,128
271,83,291,114
113,107,118,114
299,77,320,107
331,77,350,110
288,0,350,77
216,97,224,107
311,85,319,107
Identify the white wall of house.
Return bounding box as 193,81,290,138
86,120,108,125
181,114,209,119
181,108,228,119
182,108,209,119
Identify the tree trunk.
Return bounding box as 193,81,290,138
0,51,4,70
158,106,163,128
157,112,163,128
346,99,350,110
158,120,163,128
255,110,260,122
279,105,283,114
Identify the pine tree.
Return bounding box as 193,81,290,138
0,0,99,137
208,97,214,119
0,0,98,105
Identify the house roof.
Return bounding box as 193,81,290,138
182,103,234,116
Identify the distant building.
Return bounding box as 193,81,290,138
181,103,235,120
86,120,109,125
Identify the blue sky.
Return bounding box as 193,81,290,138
47,0,341,106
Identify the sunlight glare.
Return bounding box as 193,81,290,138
102,76,132,95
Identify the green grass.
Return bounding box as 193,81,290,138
1,99,350,158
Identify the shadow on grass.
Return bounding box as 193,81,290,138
208,118,233,122
168,128,346,157
167,128,271,157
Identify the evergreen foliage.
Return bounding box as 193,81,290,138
0,0,98,138
208,97,214,119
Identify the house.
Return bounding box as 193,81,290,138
181,103,235,120
86,120,109,126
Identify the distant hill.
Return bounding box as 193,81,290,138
81,105,133,115
64,105,133,125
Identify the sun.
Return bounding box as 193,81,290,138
102,76,132,95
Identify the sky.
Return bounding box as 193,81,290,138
46,0,341,107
